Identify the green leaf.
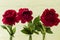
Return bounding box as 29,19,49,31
28,22,33,27
28,23,35,32
13,27,16,34
35,22,43,31
21,29,28,34
1,25,11,35
33,16,40,24
1,25,7,29
34,31,39,34
46,28,53,34
35,25,41,31
7,25,12,29
28,21,35,33
33,16,43,32
7,25,12,33
21,27,33,35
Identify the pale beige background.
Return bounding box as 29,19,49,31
0,0,60,40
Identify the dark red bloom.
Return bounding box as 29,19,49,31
2,10,18,26
41,9,60,27
17,8,33,23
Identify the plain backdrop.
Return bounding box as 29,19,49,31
0,0,60,40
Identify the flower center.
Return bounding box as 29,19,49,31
45,13,55,22
22,11,30,19
6,17,15,22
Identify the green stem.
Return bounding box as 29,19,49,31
8,26,13,40
43,33,45,40
10,36,13,40
6,28,11,35
29,35,32,40
42,25,46,40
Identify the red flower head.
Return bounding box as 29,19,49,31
17,8,33,23
2,9,18,26
41,9,60,27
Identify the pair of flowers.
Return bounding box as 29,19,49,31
1,8,60,40
2,8,33,40
2,8,33,26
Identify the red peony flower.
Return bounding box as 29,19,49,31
41,9,60,27
2,10,18,26
17,8,33,23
